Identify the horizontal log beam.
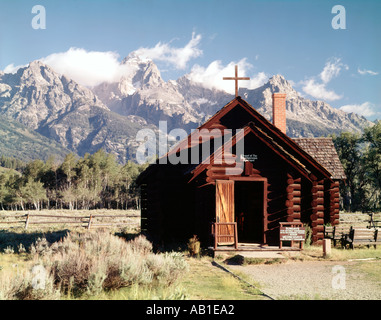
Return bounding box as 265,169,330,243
292,197,301,204
292,190,301,197
311,198,324,206
312,225,324,233
287,184,302,190
311,212,324,220
312,219,325,227
287,178,301,185
292,212,301,220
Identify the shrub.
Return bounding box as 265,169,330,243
0,231,188,299
129,235,153,255
304,224,313,247
187,235,200,257
0,267,60,300
3,246,14,254
33,231,187,297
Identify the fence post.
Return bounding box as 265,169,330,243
87,214,93,230
323,239,331,257
25,214,30,230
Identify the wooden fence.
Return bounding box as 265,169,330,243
0,213,140,230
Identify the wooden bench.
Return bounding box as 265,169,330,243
344,228,379,249
332,225,351,247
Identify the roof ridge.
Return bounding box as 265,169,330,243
293,137,333,139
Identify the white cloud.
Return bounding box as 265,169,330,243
302,78,343,101
40,48,130,87
134,32,202,70
186,58,268,94
357,68,378,76
320,58,348,83
339,102,380,118
4,63,27,73
302,57,347,101
4,48,130,87
2,33,203,87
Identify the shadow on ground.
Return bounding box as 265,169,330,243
0,229,141,253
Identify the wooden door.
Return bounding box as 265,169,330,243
215,180,235,244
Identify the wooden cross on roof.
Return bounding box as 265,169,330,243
223,65,250,97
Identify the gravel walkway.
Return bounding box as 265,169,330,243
228,260,381,300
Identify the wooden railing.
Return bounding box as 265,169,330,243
0,213,140,230
212,222,238,250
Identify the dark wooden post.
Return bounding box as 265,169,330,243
25,213,30,230
87,214,93,230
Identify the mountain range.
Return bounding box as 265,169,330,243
0,53,374,163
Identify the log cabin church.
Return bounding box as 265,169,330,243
137,75,346,249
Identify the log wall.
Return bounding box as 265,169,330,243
330,180,340,226
286,173,302,223
311,178,325,244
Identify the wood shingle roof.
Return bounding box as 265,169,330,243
293,137,346,180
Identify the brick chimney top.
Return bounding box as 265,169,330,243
272,93,287,134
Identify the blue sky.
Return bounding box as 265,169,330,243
0,0,380,120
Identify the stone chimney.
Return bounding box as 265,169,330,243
272,93,287,134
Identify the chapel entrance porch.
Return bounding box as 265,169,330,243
213,179,269,251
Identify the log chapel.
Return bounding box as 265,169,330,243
137,72,346,249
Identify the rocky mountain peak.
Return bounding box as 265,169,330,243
16,60,62,88
0,60,109,129
122,51,153,64
122,52,164,89
264,74,298,99
92,52,165,106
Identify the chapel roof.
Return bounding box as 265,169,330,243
293,137,346,180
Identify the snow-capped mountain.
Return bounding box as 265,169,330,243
0,54,373,163
93,55,372,137
93,53,202,131
0,61,154,163
240,74,372,137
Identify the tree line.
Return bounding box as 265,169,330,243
0,150,148,211
1,120,380,213
332,121,381,212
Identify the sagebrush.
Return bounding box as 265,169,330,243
0,231,188,299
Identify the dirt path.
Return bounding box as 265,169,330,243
228,260,381,300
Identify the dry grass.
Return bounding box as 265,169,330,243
0,231,188,300
0,209,140,253
0,209,140,231
179,257,265,300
